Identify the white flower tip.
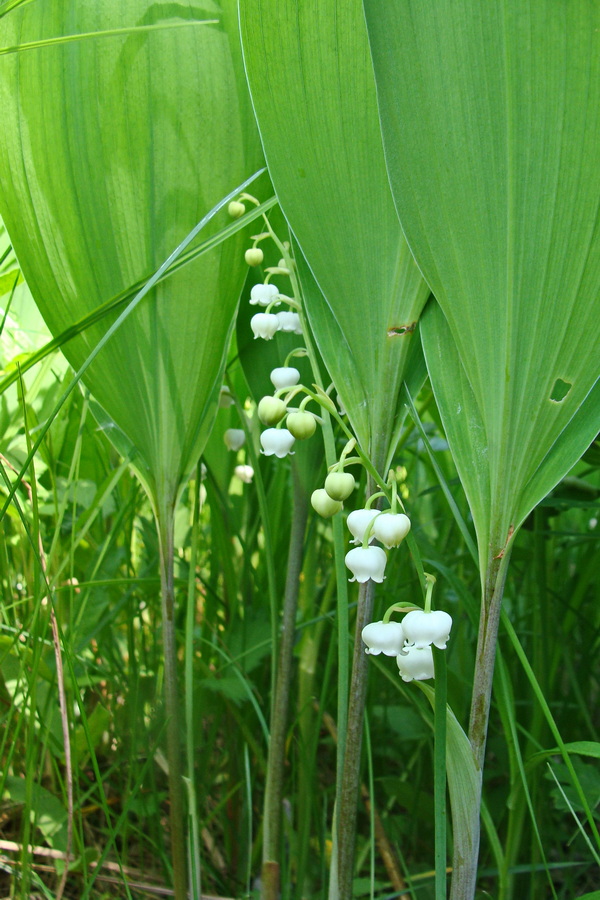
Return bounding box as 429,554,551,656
372,512,412,548
346,508,379,544
402,609,453,650
250,283,279,306
396,645,435,682
362,620,404,656
260,428,296,458
251,312,279,340
270,366,300,390
345,546,387,584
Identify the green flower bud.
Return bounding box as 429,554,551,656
286,411,317,440
258,396,287,426
324,471,356,501
245,247,264,266
311,488,343,518
228,200,246,218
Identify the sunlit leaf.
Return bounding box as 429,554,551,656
0,269,21,297
0,0,263,511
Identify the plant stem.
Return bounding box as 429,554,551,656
450,549,511,900
261,465,309,900
503,507,547,900
157,503,188,900
336,576,376,899
185,467,203,899
433,648,448,900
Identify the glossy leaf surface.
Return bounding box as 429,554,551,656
365,1,600,557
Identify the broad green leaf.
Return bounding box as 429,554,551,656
239,0,429,471
0,196,277,393
364,1,600,555
0,1,263,511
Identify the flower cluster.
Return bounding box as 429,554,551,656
251,306,303,340
361,576,453,683
309,438,357,520
343,507,411,583
230,199,453,689
231,194,321,460
309,457,412,583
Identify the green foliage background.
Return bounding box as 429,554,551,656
0,2,599,900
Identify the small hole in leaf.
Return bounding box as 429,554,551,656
387,321,416,337
550,378,572,403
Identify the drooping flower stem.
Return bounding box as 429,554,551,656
450,548,511,900
335,576,377,899
156,502,188,900
261,465,309,900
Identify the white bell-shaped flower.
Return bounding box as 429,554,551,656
402,609,453,650
234,464,254,483
344,546,387,583
251,312,279,340
223,428,245,452
260,428,295,458
276,311,302,334
270,366,301,390
250,283,279,306
361,620,405,656
346,508,379,545
396,645,435,682
372,512,411,548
